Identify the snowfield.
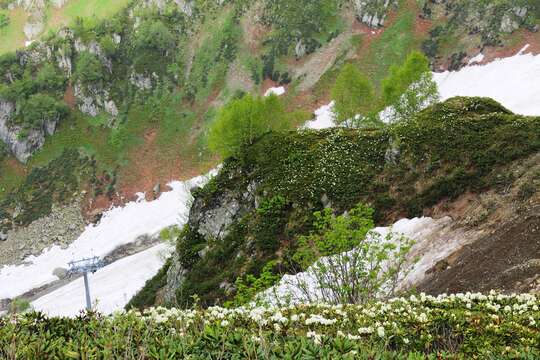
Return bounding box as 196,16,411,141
264,86,286,97
31,244,172,317
304,47,540,130
434,46,540,116
0,172,215,300
304,101,336,129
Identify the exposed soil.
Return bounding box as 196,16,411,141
479,29,540,65
419,207,540,295
419,154,540,295
63,83,77,109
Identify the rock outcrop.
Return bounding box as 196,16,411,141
353,0,397,28
0,99,58,163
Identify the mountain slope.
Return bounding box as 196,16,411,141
127,97,540,308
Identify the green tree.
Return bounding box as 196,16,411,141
208,94,292,158
381,51,439,123
35,63,66,94
289,204,415,305
134,20,175,55
331,63,378,127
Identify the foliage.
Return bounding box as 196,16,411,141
186,13,240,102
208,94,292,158
0,11,9,29
132,19,177,74
381,51,439,123
0,149,92,231
1,292,539,358
74,51,105,84
227,260,280,307
20,93,68,128
331,63,378,127
263,0,339,56
290,204,414,304
156,97,540,307
8,298,31,314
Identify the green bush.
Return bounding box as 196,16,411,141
0,11,9,29
74,52,105,84
20,93,68,129
2,293,539,358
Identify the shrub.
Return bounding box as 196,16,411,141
74,52,105,84
20,93,68,129
0,11,8,29
288,204,414,304
208,94,292,158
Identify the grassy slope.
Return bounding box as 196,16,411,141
0,8,27,54
0,0,129,55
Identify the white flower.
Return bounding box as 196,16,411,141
377,326,385,338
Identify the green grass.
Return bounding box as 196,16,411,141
360,8,419,88
0,8,27,55
44,0,130,33
0,0,130,55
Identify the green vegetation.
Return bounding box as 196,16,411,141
381,51,439,123
208,94,293,158
291,204,414,305
7,298,31,314
157,97,540,308
74,51,106,84
2,293,539,358
0,10,9,29
331,64,377,127
360,8,418,87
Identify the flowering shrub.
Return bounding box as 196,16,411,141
2,292,539,358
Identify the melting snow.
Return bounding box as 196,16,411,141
259,216,470,305
434,47,540,116
264,86,286,97
31,243,172,317
304,48,540,131
0,172,215,300
467,53,485,65
304,101,336,129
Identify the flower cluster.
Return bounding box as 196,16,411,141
3,292,539,357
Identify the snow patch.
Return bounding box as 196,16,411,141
31,244,172,317
0,172,215,300
303,101,336,129
264,86,285,97
467,53,484,65
259,216,468,305
434,48,540,116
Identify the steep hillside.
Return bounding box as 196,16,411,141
0,0,539,317
128,97,540,308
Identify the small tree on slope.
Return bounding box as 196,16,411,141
208,94,292,158
331,63,379,128
285,204,415,305
381,51,439,123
